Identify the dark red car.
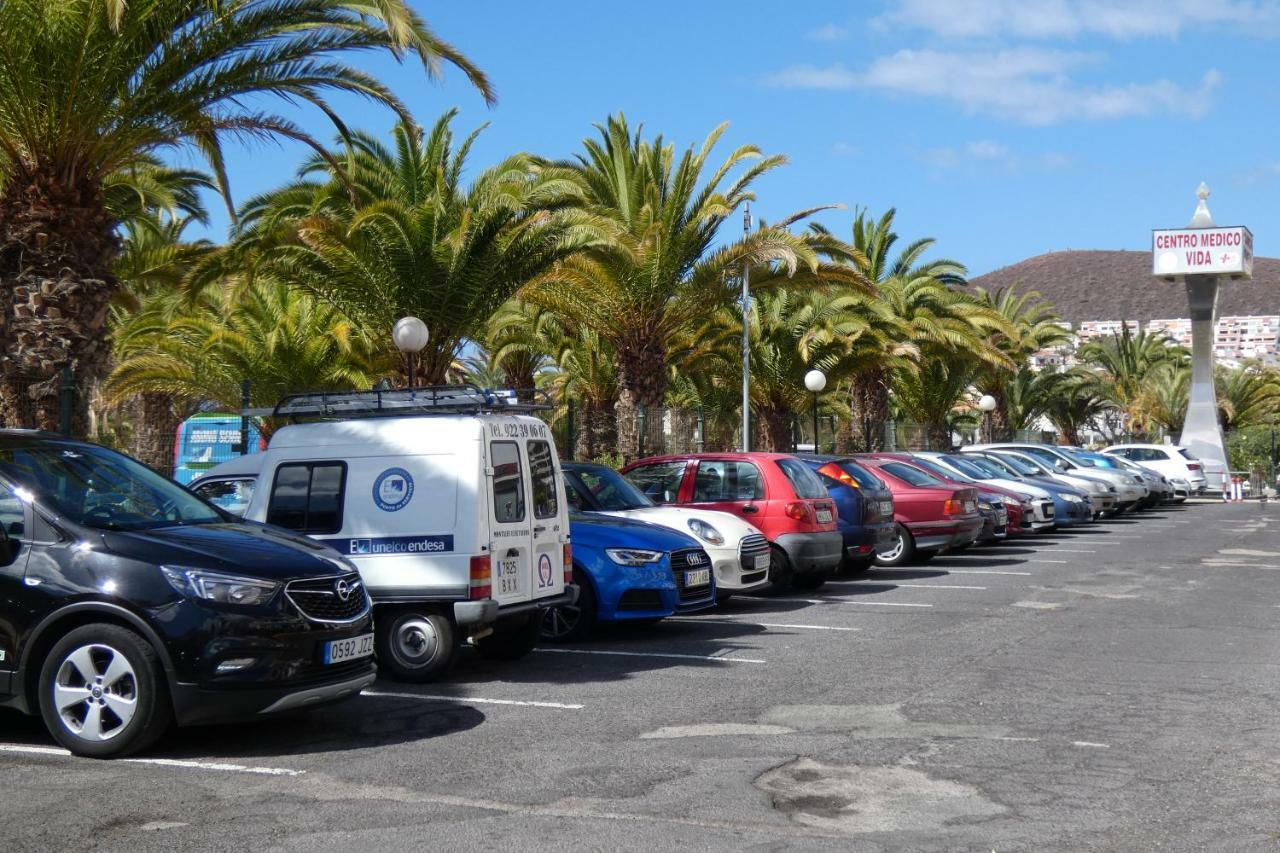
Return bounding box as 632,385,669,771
622,452,842,591
856,456,983,566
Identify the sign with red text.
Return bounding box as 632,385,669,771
1152,226,1253,278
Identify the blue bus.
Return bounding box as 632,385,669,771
172,414,263,485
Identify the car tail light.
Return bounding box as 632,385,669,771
1187,463,1202,471
785,502,812,521
943,497,966,515
469,555,492,600
562,543,573,584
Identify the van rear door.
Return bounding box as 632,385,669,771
526,436,567,602
488,436,533,606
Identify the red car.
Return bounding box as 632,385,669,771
867,452,1029,541
855,456,984,566
622,452,842,591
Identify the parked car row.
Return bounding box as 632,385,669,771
0,385,1205,759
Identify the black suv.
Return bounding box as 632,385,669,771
0,432,376,758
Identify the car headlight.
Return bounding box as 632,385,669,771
605,548,664,566
162,566,280,606
686,518,725,546
1061,493,1082,503
1001,496,1019,508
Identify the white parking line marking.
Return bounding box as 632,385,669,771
946,569,1033,576
666,617,858,632
1072,741,1110,749
1034,549,1096,553
887,582,987,590
535,648,767,664
745,597,827,605
0,744,305,776
1026,559,1069,564
362,690,583,710
839,601,933,608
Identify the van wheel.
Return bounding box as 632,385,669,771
541,573,594,643
376,610,457,682
764,546,793,594
38,624,171,759
874,524,915,567
474,615,541,662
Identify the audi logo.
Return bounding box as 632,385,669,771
335,578,353,601
686,553,705,565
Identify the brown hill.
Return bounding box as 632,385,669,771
968,250,1280,324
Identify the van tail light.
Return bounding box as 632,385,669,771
469,555,492,600
784,502,812,522
562,543,573,584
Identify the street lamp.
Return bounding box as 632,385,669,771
393,316,429,388
805,369,827,453
978,393,997,443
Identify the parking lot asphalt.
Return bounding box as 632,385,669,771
3,501,1280,852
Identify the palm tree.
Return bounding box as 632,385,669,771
1040,370,1111,445
218,114,594,384
1217,362,1280,434
892,358,980,450
107,280,391,442
971,287,1071,440
0,0,491,432
523,114,851,460
1078,326,1187,439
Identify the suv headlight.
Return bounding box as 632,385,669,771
162,566,279,606
605,548,664,566
686,518,725,546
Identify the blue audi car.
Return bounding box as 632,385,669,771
541,514,716,642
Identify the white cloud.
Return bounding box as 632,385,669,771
965,140,1009,159
808,23,849,41
831,141,861,156
765,49,1223,124
920,140,1011,168
880,0,1277,39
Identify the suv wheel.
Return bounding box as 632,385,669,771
376,609,457,682
542,573,594,643
38,624,171,759
474,614,541,661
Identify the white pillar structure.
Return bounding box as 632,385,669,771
1152,184,1254,481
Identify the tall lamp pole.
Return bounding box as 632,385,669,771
805,369,827,453
741,204,752,452
393,316,429,389
978,394,997,443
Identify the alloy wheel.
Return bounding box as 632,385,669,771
53,644,138,742
542,604,581,640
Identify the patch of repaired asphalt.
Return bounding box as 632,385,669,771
755,757,1006,833
638,704,1023,743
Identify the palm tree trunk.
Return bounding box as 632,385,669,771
756,404,792,453
614,335,665,463
574,396,616,461
926,419,952,451
131,392,184,476
0,171,119,434
989,387,1012,441
845,370,890,452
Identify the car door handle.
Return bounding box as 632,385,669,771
534,526,547,534
741,505,759,514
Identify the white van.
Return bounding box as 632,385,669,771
193,388,577,682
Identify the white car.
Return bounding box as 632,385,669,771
912,451,1056,530
965,443,1142,511
1102,444,1209,494
563,462,770,597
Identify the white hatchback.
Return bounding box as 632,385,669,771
562,462,770,597
1103,444,1209,494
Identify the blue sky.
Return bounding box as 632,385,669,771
189,0,1280,275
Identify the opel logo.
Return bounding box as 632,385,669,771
335,578,352,602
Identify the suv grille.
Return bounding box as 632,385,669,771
670,548,714,603
738,534,769,571
285,573,370,623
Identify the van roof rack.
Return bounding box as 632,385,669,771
272,384,550,421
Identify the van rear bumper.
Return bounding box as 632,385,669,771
454,585,580,627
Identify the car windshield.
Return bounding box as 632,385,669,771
942,454,996,479
995,453,1046,476
1060,450,1097,467
1177,449,1199,461
879,461,947,488
835,461,886,490
776,458,828,499
0,441,223,531
911,456,972,482
567,466,654,511
1021,447,1074,469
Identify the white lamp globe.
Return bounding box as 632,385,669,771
804,369,827,393
978,394,997,413
393,316,430,354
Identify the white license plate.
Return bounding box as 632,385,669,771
752,553,771,571
816,508,834,524
496,557,522,596
685,568,711,587
878,501,893,516
324,633,374,664
964,501,976,513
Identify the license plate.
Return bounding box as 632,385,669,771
878,500,893,516
685,568,711,587
752,553,771,571
324,633,374,665
496,557,522,596
997,509,1007,524
964,501,976,513
816,508,834,524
